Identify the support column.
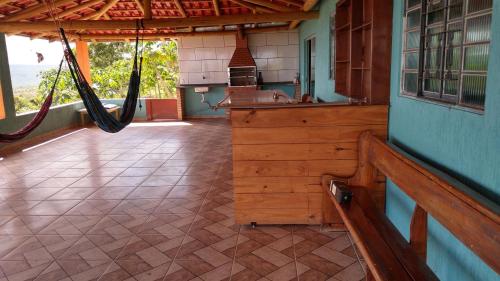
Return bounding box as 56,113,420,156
176,87,185,120
0,33,16,120
75,40,92,83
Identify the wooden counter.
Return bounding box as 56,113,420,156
231,104,388,225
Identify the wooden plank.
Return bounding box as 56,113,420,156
233,160,357,177
235,208,312,224
410,205,427,259
143,0,152,19
233,143,357,161
235,193,308,209
0,12,319,33
234,160,308,177
234,177,319,193
241,0,295,12
232,125,387,144
369,139,500,272
326,188,416,281
231,105,388,128
352,187,439,281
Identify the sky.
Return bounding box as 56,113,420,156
6,35,66,65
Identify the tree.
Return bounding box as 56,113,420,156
15,40,179,113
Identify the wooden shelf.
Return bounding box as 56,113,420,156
334,0,392,105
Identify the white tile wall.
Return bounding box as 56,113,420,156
249,31,299,83
178,31,299,85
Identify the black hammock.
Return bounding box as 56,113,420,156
60,27,143,133
0,59,64,143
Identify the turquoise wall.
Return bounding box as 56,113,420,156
299,0,346,102
183,83,296,117
261,84,296,98
388,1,500,280
183,86,226,117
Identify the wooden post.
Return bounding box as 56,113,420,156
75,40,92,83
410,205,428,259
176,87,185,120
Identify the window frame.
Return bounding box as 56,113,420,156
330,9,336,80
400,0,492,111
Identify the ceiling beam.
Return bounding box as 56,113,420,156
0,11,319,33
143,0,152,19
212,0,220,16
277,0,302,8
0,0,14,6
289,0,319,29
241,0,295,12
80,0,119,20
3,0,76,21
173,0,187,17
75,25,289,41
132,0,144,14
228,0,274,13
54,0,104,19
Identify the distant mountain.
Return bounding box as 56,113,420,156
9,64,58,89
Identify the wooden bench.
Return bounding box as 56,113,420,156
322,131,499,281
78,104,121,127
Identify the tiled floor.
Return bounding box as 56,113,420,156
0,120,366,281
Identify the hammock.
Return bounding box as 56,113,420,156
60,27,143,133
0,59,64,143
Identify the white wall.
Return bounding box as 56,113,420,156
177,31,299,85
249,31,299,83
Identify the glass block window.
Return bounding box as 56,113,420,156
401,0,492,110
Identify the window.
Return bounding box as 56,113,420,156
330,10,336,79
401,0,492,110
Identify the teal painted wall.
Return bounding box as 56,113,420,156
183,86,226,117
299,0,346,102
183,83,296,117
388,1,500,280
261,84,296,98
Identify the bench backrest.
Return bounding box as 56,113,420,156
348,131,500,273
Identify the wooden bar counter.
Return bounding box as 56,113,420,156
229,103,388,225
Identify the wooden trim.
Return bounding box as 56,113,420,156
410,205,427,259
0,11,319,33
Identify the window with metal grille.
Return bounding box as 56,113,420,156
401,0,492,110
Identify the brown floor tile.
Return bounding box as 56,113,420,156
67,200,121,216
0,121,367,281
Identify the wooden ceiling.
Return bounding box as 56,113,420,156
0,0,319,41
